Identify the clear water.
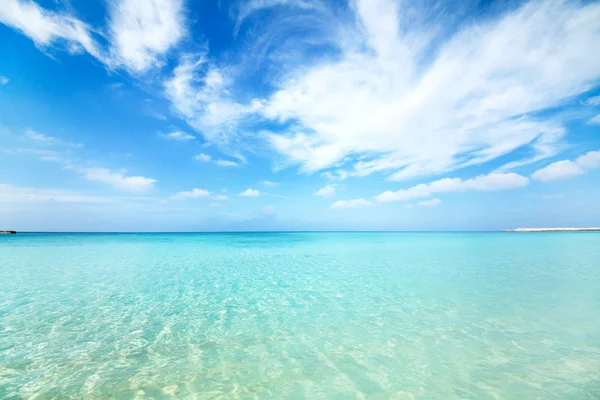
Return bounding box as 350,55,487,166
1,232,599,399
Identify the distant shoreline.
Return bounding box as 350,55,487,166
504,228,600,232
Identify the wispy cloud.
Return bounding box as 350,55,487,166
24,129,83,148
584,95,600,106
240,188,260,197
375,172,529,203
541,194,565,199
259,180,278,187
158,130,195,141
532,150,600,182
215,159,239,167
313,183,337,198
587,115,600,125
0,0,106,62
0,76,8,85
331,198,371,209
0,183,114,204
171,188,211,200
107,0,185,73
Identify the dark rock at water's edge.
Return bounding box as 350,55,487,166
0,231,16,234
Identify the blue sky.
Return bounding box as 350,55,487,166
0,0,599,231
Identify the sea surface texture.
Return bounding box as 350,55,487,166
1,232,599,399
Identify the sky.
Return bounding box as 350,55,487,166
0,0,599,232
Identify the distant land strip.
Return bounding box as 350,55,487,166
504,228,600,232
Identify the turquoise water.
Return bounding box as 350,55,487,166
1,233,599,399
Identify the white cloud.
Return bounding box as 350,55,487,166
331,198,371,209
0,183,113,204
375,172,529,203
0,0,105,61
215,159,239,167
0,76,8,85
417,198,442,207
171,188,211,200
257,0,600,180
531,160,584,182
240,188,260,197
587,115,600,125
24,129,83,148
404,204,413,209
159,130,194,141
576,150,600,169
213,194,228,200
313,184,337,198
77,167,156,192
193,153,212,162
260,180,278,186
532,150,600,181
584,95,600,106
108,0,185,72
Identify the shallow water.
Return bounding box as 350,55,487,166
1,232,599,399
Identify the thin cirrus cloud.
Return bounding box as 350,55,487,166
0,0,185,73
107,0,185,73
161,0,600,182
0,183,114,204
158,130,195,141
24,129,83,148
193,153,239,167
0,76,8,85
532,150,600,182
587,115,600,125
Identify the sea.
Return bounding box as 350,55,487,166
1,232,599,399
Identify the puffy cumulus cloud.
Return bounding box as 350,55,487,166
77,167,156,192
532,150,600,181
158,130,195,141
313,184,337,198
193,153,212,162
256,0,600,180
331,198,371,209
240,188,260,197
0,0,105,61
417,198,442,207
108,0,185,73
375,172,529,203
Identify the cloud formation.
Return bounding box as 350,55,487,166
158,130,195,141
532,150,600,181
240,188,260,197
77,167,156,192
108,0,185,72
313,184,337,198
375,172,529,203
